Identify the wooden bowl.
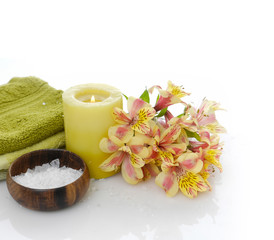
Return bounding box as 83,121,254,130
6,149,90,211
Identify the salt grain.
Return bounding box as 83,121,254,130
12,159,83,189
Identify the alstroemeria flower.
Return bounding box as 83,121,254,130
112,97,156,134
99,125,149,184
149,81,190,111
155,152,208,198
145,122,187,167
142,160,161,181
189,130,223,172
191,98,226,133
168,114,197,132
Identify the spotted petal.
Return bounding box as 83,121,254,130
131,107,156,134
112,107,131,124
155,171,179,197
158,149,177,166
119,146,145,168
121,156,144,184
179,172,208,198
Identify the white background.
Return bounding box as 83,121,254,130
0,0,273,239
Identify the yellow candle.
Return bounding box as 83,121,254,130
62,83,123,179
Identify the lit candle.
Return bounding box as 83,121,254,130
62,83,123,179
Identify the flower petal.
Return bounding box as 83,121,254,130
142,163,160,180
99,151,125,172
155,171,179,197
108,125,133,143
130,144,149,159
121,156,143,184
199,172,212,191
162,143,187,156
99,138,119,153
119,145,146,168
203,122,227,134
179,172,208,198
167,80,190,98
177,152,203,173
204,149,223,172
131,107,156,134
160,124,181,145
159,150,177,166
148,85,162,94
127,97,151,117
112,107,131,125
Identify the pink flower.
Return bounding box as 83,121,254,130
149,81,190,111
112,97,156,134
191,98,226,133
99,125,149,184
155,152,209,198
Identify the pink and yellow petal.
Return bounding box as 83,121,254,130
155,171,179,197
119,145,146,168
112,107,131,124
99,137,119,153
131,108,156,134
204,149,223,172
121,157,144,184
160,124,181,145
162,143,187,156
177,152,203,174
179,172,208,198
204,122,226,134
108,125,133,143
142,163,160,180
130,144,149,159
127,97,151,117
167,80,190,98
99,151,125,172
130,152,146,168
159,150,177,166
199,171,212,191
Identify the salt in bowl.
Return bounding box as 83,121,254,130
6,149,90,211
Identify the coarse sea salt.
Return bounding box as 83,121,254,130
12,159,83,189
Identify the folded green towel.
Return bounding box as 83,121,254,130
0,77,64,154
0,131,66,180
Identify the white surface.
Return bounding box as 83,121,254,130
0,0,273,239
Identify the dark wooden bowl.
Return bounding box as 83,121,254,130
6,149,90,211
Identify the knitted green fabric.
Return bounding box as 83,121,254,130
0,77,64,154
0,131,66,180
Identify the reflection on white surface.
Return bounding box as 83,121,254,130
0,133,245,240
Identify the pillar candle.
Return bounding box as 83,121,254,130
62,83,123,179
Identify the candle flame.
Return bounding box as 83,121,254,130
91,95,96,103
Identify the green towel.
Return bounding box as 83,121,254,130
0,77,64,154
0,131,66,180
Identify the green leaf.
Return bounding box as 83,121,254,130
176,113,184,118
122,93,128,100
155,107,167,118
156,94,160,102
185,129,201,141
139,89,150,103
